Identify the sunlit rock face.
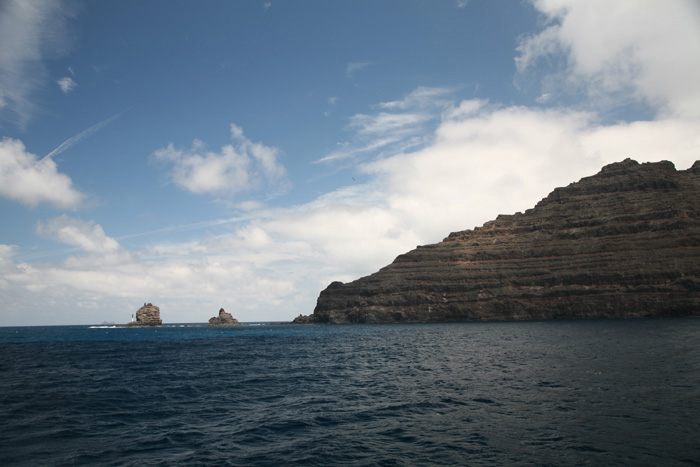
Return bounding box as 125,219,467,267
295,159,700,324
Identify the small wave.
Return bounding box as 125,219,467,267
2,319,698,466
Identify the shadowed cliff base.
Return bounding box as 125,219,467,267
295,159,700,324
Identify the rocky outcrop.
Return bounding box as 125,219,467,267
125,303,162,326
208,308,241,326
295,159,700,324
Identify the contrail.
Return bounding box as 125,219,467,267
115,216,253,241
41,110,127,162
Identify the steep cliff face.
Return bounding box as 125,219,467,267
295,159,700,324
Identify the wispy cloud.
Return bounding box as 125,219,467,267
57,76,77,94
0,0,75,129
316,86,453,164
316,136,401,164
346,61,373,78
378,86,453,110
349,112,429,136
43,110,126,161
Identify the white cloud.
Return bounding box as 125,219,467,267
36,216,121,255
0,0,74,128
0,138,84,208
456,0,470,7
517,0,700,118
152,124,288,197
34,215,137,271
57,76,76,94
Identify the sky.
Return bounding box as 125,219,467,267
1,0,699,326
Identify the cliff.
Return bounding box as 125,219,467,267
125,303,162,326
294,159,700,324
208,308,242,326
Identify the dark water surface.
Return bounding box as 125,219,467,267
1,319,699,466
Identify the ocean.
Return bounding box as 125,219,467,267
1,319,699,466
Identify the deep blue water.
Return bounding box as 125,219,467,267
1,319,699,466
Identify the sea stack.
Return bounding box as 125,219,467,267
294,159,700,324
208,308,242,326
126,303,163,326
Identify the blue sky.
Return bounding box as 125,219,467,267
1,0,699,325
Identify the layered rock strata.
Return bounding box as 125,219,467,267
295,159,700,324
126,303,162,326
208,308,242,326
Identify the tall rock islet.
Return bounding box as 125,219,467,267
126,303,163,326
295,159,700,324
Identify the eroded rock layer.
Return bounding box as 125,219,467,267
295,159,700,324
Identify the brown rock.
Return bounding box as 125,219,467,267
295,159,700,324
125,303,162,326
208,308,241,326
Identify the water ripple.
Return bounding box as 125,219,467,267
0,320,699,466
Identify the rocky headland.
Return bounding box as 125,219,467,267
125,303,162,326
294,159,700,324
208,308,242,326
